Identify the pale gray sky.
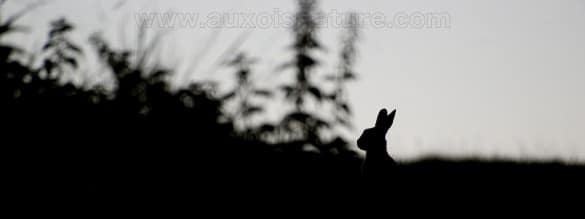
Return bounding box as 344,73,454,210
4,0,585,162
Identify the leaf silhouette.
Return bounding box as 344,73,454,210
308,86,323,101
63,57,78,68
221,91,236,101
242,105,263,117
253,89,273,98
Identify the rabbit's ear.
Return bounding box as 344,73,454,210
377,109,396,133
385,109,396,130
375,108,388,128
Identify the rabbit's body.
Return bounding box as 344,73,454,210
362,147,396,178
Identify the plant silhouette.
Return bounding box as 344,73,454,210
222,52,273,136
277,0,329,150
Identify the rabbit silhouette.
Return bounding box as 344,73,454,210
357,108,397,178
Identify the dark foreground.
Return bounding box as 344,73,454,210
12,142,585,206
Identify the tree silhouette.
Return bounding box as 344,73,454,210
278,0,330,150
319,13,362,153
329,13,359,130
41,18,82,82
222,52,273,135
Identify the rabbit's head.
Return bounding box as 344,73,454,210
357,109,396,152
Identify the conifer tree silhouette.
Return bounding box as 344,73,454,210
279,0,329,150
